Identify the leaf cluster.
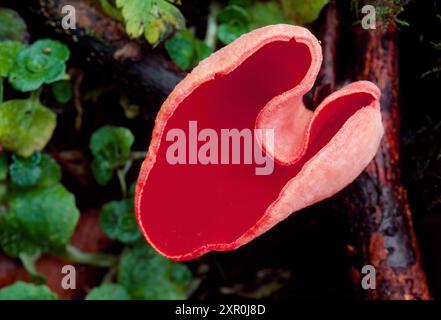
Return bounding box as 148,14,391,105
217,0,328,45
90,126,135,185
0,180,79,257
0,281,58,300
0,36,70,157
0,8,196,302
116,244,192,300
116,0,185,45
165,30,212,71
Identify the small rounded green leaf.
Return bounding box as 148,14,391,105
51,80,72,103
165,37,194,70
100,199,141,243
86,284,130,300
0,9,28,42
0,41,25,78
217,23,249,45
170,262,192,286
218,5,251,25
27,39,70,62
91,158,114,185
0,99,56,157
118,245,191,300
90,126,134,163
37,154,62,187
9,39,70,92
9,153,43,187
250,2,288,27
280,0,329,25
194,41,212,63
90,126,134,185
0,184,80,257
165,30,212,71
0,281,58,300
9,153,61,188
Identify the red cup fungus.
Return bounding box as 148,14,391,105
135,24,383,261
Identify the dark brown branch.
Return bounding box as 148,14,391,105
340,25,431,300
12,0,184,108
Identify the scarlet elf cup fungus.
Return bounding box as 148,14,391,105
135,24,383,261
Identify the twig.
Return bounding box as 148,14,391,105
73,70,84,130
61,244,117,268
204,1,220,51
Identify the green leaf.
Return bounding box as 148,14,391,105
0,41,25,78
250,2,288,27
9,39,70,92
99,0,124,21
194,41,212,62
0,184,80,257
0,9,27,42
51,80,72,103
0,98,56,157
217,5,251,45
37,154,62,187
280,0,329,25
86,284,130,300
9,153,61,187
90,126,134,163
217,23,249,45
116,0,185,45
0,281,57,300
230,0,252,7
117,245,192,299
170,262,192,286
218,5,251,25
27,39,70,62
9,153,42,187
0,152,8,181
0,214,41,256
90,126,134,185
165,36,194,70
100,199,141,244
91,159,114,185
165,30,212,71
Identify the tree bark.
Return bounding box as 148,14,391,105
340,24,431,299
11,0,183,108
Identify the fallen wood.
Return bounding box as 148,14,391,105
339,24,431,300
10,0,184,108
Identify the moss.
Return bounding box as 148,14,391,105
351,0,411,28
